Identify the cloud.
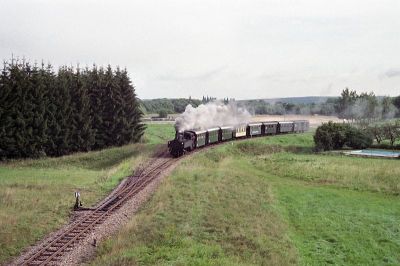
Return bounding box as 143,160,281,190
1,0,400,99
383,69,400,78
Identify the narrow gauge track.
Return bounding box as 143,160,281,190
22,152,177,266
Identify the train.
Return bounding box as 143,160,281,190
168,120,309,157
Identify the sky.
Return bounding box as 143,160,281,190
0,0,399,99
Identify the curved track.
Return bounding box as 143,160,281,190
22,151,177,266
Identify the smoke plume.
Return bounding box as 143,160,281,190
175,102,251,131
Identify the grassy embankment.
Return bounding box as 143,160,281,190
91,130,400,265
0,123,175,264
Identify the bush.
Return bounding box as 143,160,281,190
345,127,373,149
314,122,373,151
314,122,349,151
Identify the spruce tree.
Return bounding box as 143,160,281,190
100,66,118,146
0,62,12,158
113,67,128,146
43,63,60,156
7,61,29,158
117,68,145,144
53,67,72,156
27,63,48,157
87,65,105,149
69,67,94,152
0,58,145,159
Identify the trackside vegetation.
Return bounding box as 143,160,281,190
0,124,163,264
90,131,400,265
0,58,144,159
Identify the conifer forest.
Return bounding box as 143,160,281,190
0,59,144,159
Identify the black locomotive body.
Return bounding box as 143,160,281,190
168,120,309,157
168,131,194,157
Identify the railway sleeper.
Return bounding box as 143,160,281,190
32,255,49,261
61,236,75,240
77,222,94,226
50,243,66,248
85,216,101,221
92,217,107,223
83,219,101,225
71,230,84,234
81,220,96,224
46,246,60,251
58,239,75,245
27,261,44,266
88,212,104,219
39,251,55,256
69,230,89,236
71,230,89,236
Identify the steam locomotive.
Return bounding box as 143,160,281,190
168,120,309,157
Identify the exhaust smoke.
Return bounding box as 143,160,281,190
175,102,251,131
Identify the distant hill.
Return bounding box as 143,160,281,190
239,96,337,105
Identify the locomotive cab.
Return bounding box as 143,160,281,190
168,131,195,157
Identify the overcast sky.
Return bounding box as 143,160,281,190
0,0,399,99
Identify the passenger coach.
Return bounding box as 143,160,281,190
168,120,309,157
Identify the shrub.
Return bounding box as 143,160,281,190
314,122,373,151
314,122,349,151
345,127,373,149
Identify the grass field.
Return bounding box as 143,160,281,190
2,123,400,265
90,132,400,265
0,124,173,264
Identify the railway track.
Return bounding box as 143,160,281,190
22,152,176,266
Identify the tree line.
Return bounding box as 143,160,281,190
141,95,230,116
241,92,400,118
335,88,399,122
141,98,202,115
142,90,400,118
0,59,144,159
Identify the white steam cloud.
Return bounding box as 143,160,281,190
175,102,251,131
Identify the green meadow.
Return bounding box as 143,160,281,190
90,132,400,265
1,123,399,265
